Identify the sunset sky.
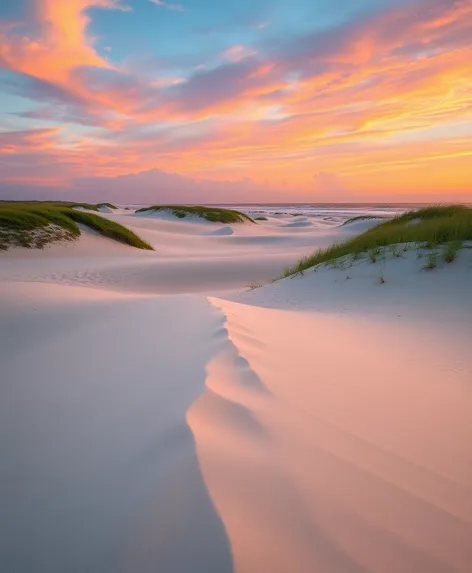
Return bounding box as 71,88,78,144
0,0,471,203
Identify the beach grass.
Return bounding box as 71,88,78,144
0,202,152,251
424,251,438,270
342,215,385,226
280,205,472,278
0,200,104,211
135,205,254,223
255,216,268,221
96,203,117,210
443,240,462,263
64,210,152,249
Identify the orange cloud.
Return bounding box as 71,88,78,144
0,1,122,82
0,0,471,199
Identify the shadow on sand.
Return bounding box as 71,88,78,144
0,294,233,573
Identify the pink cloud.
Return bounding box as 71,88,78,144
0,0,471,199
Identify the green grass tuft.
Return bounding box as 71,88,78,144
136,205,254,223
424,251,438,270
369,246,382,263
443,240,462,263
255,216,268,221
278,205,472,278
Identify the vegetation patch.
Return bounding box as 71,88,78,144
136,205,254,223
65,210,152,249
255,216,268,221
341,215,386,226
424,251,438,270
280,205,472,278
96,203,117,210
0,200,105,211
0,202,152,251
443,240,462,263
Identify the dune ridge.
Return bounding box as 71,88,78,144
187,297,472,573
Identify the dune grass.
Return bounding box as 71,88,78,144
255,216,268,221
96,202,117,210
65,210,152,249
0,202,152,251
341,215,385,226
0,200,105,211
280,205,472,278
135,205,254,223
424,251,438,270
443,240,462,263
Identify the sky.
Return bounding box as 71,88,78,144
0,0,471,203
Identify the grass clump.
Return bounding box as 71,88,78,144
369,246,382,263
0,202,152,251
389,245,403,258
342,215,385,226
279,205,472,278
136,205,254,223
443,240,462,263
255,216,268,221
424,251,438,270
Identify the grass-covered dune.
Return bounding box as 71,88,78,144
0,201,117,211
341,215,386,226
0,202,152,251
281,205,472,277
96,202,117,210
135,205,254,224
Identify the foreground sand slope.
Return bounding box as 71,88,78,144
188,294,472,573
0,283,233,573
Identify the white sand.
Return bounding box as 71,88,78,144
189,297,472,573
0,212,379,293
1,210,471,573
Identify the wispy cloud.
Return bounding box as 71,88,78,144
149,0,186,12
101,0,132,11
221,45,257,62
0,0,471,200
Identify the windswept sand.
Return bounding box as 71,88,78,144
189,297,472,573
1,209,471,573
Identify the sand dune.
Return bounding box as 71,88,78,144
0,210,382,293
1,208,471,573
188,297,472,573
